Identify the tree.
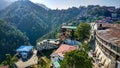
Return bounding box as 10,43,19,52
1,54,18,68
60,50,92,68
81,43,92,52
75,23,91,42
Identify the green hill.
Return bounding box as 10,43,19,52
0,20,29,62
0,1,80,45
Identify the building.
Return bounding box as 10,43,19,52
50,44,77,68
60,26,77,41
15,46,38,68
36,39,60,51
93,24,120,68
16,45,33,61
64,39,81,47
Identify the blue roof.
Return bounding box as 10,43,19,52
21,51,27,55
16,45,33,52
65,39,81,46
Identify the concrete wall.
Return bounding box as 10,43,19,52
94,43,114,68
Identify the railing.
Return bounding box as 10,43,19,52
96,31,120,57
36,42,58,51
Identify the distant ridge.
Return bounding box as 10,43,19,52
36,3,50,10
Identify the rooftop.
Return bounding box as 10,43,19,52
65,39,81,46
97,23,120,28
62,26,77,30
51,44,77,57
96,26,120,47
15,50,38,68
0,66,9,68
16,45,33,52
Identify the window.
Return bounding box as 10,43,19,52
112,45,117,52
100,24,102,27
117,47,120,53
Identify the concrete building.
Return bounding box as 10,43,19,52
60,26,77,41
36,39,60,51
15,46,38,68
93,23,120,68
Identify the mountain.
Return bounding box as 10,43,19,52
0,0,51,45
36,3,50,10
0,20,29,62
0,0,118,45
0,0,81,45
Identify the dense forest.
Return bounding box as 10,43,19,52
0,20,29,62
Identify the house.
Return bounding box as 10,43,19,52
50,44,77,68
16,45,33,61
60,26,77,40
15,46,38,68
36,39,60,51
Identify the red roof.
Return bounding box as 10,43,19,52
0,66,9,68
51,44,77,57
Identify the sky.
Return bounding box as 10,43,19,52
1,0,120,10
30,0,120,9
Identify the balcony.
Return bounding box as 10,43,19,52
96,33,120,60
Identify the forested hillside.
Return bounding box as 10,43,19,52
0,0,51,45
0,1,80,45
0,20,29,62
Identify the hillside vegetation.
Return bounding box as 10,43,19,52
0,20,29,62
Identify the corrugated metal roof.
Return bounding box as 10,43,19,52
62,26,77,30
16,45,33,52
97,26,120,47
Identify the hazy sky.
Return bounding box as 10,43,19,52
30,0,120,9
1,0,120,10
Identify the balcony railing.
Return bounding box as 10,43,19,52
96,32,120,57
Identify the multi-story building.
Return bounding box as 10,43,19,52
36,39,60,51
60,25,77,41
93,23,120,68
